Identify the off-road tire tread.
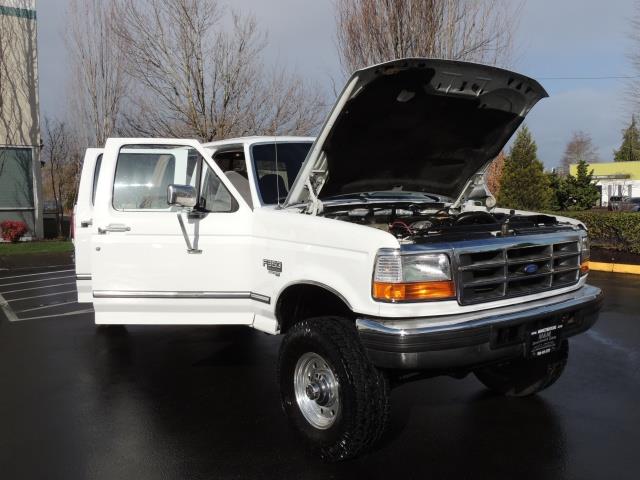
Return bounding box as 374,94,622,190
278,316,389,461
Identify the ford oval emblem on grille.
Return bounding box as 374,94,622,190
523,264,539,274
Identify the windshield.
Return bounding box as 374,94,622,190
251,142,312,204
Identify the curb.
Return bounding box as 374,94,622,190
589,261,640,275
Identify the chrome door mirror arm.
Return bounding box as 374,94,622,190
176,212,202,254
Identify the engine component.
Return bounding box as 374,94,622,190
454,211,498,225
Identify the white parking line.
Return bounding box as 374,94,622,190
11,308,94,322
17,300,81,314
0,292,18,322
0,274,76,287
0,269,75,280
1,282,77,295
6,290,77,303
0,263,73,272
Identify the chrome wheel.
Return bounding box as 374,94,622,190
293,352,340,429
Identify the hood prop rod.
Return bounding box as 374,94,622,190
305,178,323,215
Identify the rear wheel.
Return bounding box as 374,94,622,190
474,340,569,397
278,316,389,461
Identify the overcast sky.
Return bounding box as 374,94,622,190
36,0,639,169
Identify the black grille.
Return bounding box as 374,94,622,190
457,241,580,305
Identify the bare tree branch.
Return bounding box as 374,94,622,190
335,0,520,76
113,0,325,140
66,0,129,146
41,118,82,237
560,131,600,175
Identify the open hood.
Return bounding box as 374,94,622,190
284,58,547,209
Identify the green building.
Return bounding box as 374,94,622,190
0,0,42,239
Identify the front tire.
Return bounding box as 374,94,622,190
474,340,569,397
277,316,389,461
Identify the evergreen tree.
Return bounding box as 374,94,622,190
613,116,640,162
498,126,552,210
565,159,600,210
548,159,600,211
547,170,570,210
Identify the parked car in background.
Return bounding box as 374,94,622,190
608,196,640,211
628,198,640,211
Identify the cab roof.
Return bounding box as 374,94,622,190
203,136,315,150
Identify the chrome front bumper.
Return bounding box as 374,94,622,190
356,284,603,370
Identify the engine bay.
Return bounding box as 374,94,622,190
321,202,576,243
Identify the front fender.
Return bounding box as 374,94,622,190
252,209,399,318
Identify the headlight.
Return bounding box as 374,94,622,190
580,236,590,275
373,252,455,302
402,253,452,282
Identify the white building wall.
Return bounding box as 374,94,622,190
597,180,640,206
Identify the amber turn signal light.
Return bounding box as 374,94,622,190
372,280,456,301
580,261,589,274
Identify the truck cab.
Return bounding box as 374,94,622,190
73,137,314,302
74,59,602,462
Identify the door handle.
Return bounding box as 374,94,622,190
98,224,131,234
80,219,92,228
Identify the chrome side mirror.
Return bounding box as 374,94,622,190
167,184,197,208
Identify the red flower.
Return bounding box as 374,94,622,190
0,220,29,243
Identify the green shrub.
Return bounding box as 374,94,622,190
551,211,640,254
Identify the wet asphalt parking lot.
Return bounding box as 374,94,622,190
0,261,639,479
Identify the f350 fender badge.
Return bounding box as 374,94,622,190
263,259,282,276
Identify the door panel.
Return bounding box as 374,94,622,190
74,148,102,302
91,139,255,325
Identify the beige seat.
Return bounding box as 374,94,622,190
225,171,253,209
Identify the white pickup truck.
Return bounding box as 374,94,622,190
74,59,603,461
